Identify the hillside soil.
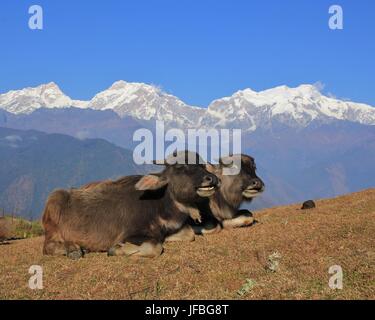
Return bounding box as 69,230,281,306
0,189,374,300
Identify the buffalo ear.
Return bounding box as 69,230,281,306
135,175,168,191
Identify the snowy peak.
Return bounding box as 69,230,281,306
0,82,88,114
203,84,375,130
262,84,321,97
89,80,163,113
229,84,322,105
88,81,204,126
107,80,155,92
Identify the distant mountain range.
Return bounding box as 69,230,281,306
0,81,374,218
1,81,375,130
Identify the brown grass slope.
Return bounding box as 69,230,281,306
0,189,374,300
0,217,43,241
0,218,12,242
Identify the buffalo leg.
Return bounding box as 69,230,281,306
165,225,195,242
199,223,222,235
108,237,163,258
222,210,254,229
65,242,84,260
191,219,222,235
43,240,66,256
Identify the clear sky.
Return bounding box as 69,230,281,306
0,0,374,107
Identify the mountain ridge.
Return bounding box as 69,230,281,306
1,81,374,131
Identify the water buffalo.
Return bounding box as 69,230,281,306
42,152,219,259
191,154,265,234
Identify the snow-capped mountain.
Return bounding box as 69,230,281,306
87,80,205,126
200,84,375,131
0,82,88,114
1,81,374,130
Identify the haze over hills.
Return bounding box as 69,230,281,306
245,121,375,208
1,81,375,217
0,127,143,218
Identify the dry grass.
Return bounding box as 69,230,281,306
0,189,375,300
0,218,12,242
10,218,44,239
0,217,43,241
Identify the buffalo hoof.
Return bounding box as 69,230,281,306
192,221,221,235
201,223,222,235
237,209,253,217
67,249,83,260
222,213,255,229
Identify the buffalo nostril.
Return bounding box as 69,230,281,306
250,179,263,190
204,175,218,186
204,175,213,184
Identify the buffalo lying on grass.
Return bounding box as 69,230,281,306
42,152,219,259
191,154,265,234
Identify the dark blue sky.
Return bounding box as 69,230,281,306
0,0,374,107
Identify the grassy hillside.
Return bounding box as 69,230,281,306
0,216,43,241
0,189,374,300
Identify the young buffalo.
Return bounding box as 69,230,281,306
191,154,265,234
42,152,218,259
